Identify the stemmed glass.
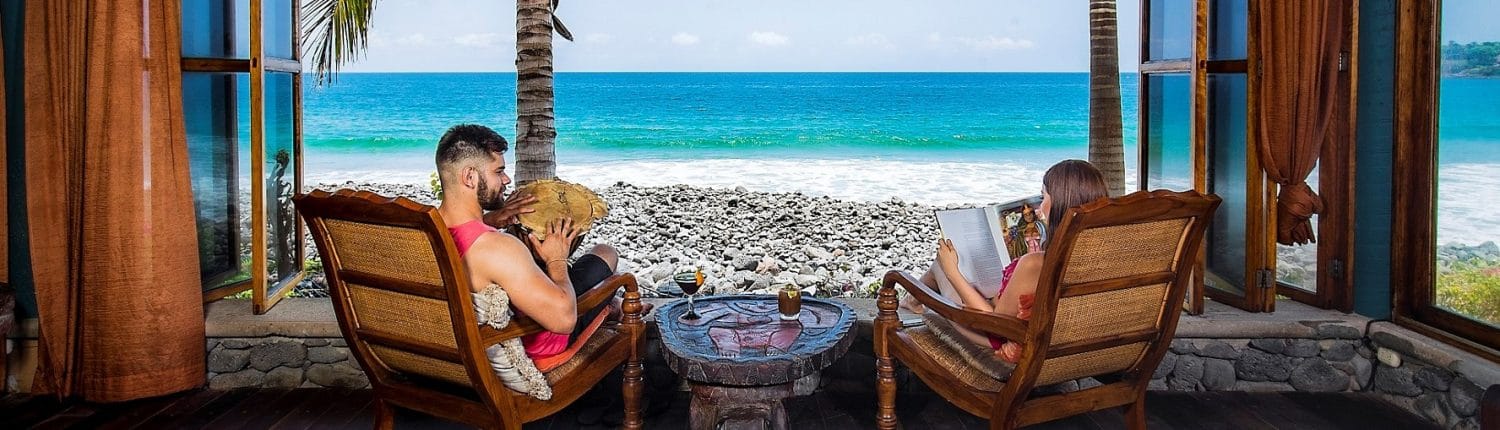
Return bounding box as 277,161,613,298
674,266,705,320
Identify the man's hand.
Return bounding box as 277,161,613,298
527,217,581,268
482,192,538,228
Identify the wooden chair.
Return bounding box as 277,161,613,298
875,190,1220,429
294,189,646,430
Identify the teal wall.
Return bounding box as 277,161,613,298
1353,0,1395,318
2,0,32,318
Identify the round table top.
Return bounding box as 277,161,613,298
657,295,856,386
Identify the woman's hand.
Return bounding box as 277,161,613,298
936,238,961,273
527,217,580,267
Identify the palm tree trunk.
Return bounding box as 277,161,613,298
1088,0,1128,197
516,0,557,183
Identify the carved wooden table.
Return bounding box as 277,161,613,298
657,295,855,430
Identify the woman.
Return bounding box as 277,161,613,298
903,159,1110,362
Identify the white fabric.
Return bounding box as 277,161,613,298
473,284,552,400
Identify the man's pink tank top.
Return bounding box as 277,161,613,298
448,219,569,359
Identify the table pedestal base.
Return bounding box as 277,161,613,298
688,381,793,430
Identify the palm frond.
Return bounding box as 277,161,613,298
551,0,574,41
301,0,379,85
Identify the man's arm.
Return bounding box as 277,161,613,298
468,232,577,334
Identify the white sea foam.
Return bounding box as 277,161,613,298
1437,163,1500,246
308,156,1136,206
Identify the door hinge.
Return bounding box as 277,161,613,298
1330,259,1345,280
1339,51,1350,72
1256,269,1275,290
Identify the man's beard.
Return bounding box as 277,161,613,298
477,176,505,211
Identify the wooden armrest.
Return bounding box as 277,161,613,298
880,270,1028,341
478,273,640,345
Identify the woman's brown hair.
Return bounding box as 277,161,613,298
1041,159,1110,232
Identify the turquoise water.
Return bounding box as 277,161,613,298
302,72,1140,191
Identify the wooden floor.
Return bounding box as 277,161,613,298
0,387,1437,429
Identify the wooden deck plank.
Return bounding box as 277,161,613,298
0,388,1449,429
134,389,232,429
1230,390,1343,430
199,388,294,430
0,395,72,429
307,388,374,428
159,388,260,429
223,388,326,430
1279,392,1440,430
268,388,354,430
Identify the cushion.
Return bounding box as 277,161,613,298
532,308,609,372
473,284,553,400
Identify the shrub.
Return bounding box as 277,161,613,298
1436,258,1500,325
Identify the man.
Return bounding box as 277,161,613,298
434,124,619,360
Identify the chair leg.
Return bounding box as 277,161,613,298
373,399,395,430
1125,399,1147,430
1,340,8,394
622,358,645,430
876,356,898,430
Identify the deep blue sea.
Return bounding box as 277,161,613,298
300,72,1140,204
290,72,1499,244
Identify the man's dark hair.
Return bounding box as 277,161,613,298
435,124,509,173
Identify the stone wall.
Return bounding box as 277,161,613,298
207,337,368,390
201,299,1496,430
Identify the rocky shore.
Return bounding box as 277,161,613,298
297,182,954,298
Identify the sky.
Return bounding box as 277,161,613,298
328,0,1142,73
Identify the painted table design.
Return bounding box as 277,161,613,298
658,295,855,430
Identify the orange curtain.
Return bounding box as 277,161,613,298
25,1,205,401
1254,1,1345,245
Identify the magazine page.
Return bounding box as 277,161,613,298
934,208,1008,296
990,195,1047,261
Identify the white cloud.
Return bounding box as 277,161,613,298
396,33,429,47
584,33,614,44
846,33,895,49
748,31,789,46
955,36,1035,51
927,32,944,43
672,32,700,46
453,32,508,48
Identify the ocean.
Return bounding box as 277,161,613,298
289,72,1497,245
301,72,1139,205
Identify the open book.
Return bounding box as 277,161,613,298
933,195,1046,297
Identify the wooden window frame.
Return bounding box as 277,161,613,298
1143,0,1361,314
184,0,305,314
1392,0,1500,360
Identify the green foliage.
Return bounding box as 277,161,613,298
1442,41,1500,77
1436,259,1500,326
430,171,443,200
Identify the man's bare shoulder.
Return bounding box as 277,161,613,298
467,230,528,260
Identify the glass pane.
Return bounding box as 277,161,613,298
1205,73,1249,295
1148,0,1194,61
1435,0,1500,327
184,72,251,291
1145,73,1193,191
181,0,250,58
265,72,300,294
263,0,294,59
1277,167,1318,291
1209,0,1248,60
